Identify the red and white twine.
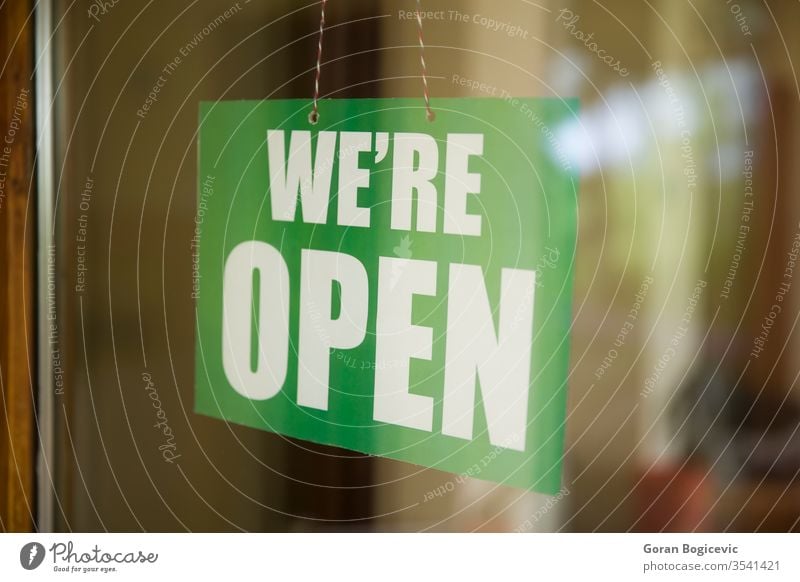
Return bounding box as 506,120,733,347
309,0,435,123
309,0,327,124
414,0,435,121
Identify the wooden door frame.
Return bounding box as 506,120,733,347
0,0,35,532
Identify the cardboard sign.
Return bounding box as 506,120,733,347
195,98,577,493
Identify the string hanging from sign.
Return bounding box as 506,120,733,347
309,0,327,124
308,0,435,124
414,0,435,122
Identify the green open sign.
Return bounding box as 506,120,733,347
195,97,578,493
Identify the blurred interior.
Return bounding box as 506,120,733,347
46,0,800,531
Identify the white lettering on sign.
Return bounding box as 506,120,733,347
267,129,336,223
441,265,535,451
443,133,484,236
266,130,485,235
298,249,368,410
222,241,290,400
391,133,439,232
373,256,437,431
337,131,373,227
222,245,535,449
220,129,536,450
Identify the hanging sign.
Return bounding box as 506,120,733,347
195,98,578,493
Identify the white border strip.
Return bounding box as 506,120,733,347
1,533,798,579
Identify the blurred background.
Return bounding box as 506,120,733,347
20,0,800,531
